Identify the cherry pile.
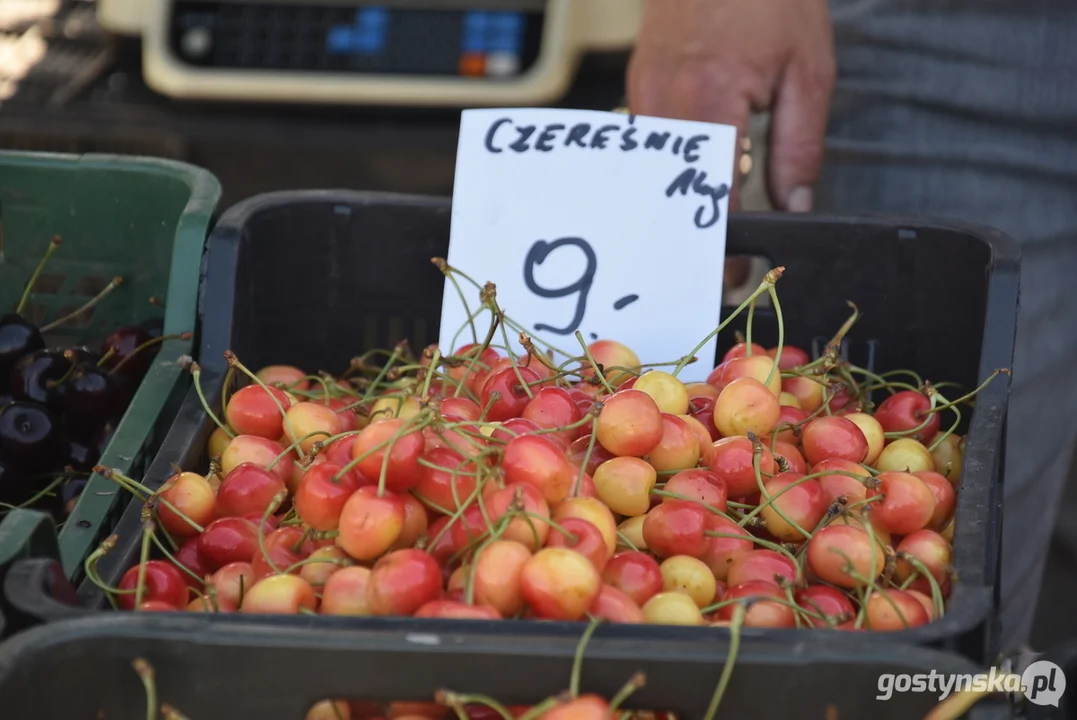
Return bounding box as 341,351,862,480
90,263,1004,635
0,235,181,522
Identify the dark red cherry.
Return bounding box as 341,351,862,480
100,325,154,381
0,313,45,380
63,435,101,472
62,363,123,434
0,401,60,472
10,349,72,407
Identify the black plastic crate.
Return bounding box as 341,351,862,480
3,191,1020,664
0,613,1014,720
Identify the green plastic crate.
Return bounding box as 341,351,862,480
0,151,221,585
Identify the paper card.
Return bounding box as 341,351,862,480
439,108,737,382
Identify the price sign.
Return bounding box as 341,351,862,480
439,108,737,382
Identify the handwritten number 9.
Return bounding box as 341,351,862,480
522,237,597,335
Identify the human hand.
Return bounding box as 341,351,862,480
627,0,836,213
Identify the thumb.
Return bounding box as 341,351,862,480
766,56,835,212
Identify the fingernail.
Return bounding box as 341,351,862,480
787,186,813,213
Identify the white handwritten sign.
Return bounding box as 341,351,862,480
439,108,737,382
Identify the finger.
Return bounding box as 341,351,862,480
766,53,836,212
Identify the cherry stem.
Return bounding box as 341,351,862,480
747,434,811,539
433,256,481,346
359,344,404,405
109,332,192,376
148,532,203,587
823,302,860,364
765,284,785,388
155,497,204,534
0,474,67,513
673,267,784,377
419,348,442,400
882,391,939,440
94,346,117,368
516,695,564,720
464,513,512,604
134,521,155,609
925,369,1009,415
189,362,235,438
82,534,121,609
929,407,962,454
132,658,158,720
253,491,288,575
503,312,575,361
15,234,61,316
744,294,757,357
225,351,307,463
702,601,744,720
616,531,640,552
899,552,946,619
574,417,600,497
569,618,602,699
281,555,350,576
575,331,615,395
40,275,125,333
437,692,514,720
608,672,646,713
94,465,152,500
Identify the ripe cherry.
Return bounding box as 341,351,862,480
352,418,425,492
723,342,767,363
552,497,618,557
895,529,952,585
520,547,601,620
709,436,776,498
641,500,709,558
646,413,701,472
844,412,885,465
596,389,664,458
866,471,936,535
198,517,261,572
601,551,663,606
726,549,798,588
642,591,705,626
156,471,216,538
864,588,931,630
211,562,255,607
781,375,826,414
336,486,406,561
876,438,936,474
812,458,869,506
759,472,828,542
225,385,293,440
320,566,372,616
251,526,312,580
699,515,753,581
874,391,940,445
521,386,583,443
566,435,615,476
255,364,308,390
366,548,442,616
722,355,782,397
771,440,807,473
588,584,645,623
241,574,317,614
772,406,807,445
915,470,957,530
584,340,640,388
171,538,209,592
481,366,542,422
485,481,551,551
216,462,287,518
806,524,884,589
284,401,344,455
294,462,361,531
546,517,609,571
660,555,717,608
719,581,796,628
472,539,532,616
220,434,294,483
118,560,190,610
795,585,856,627
662,468,728,513
502,434,576,503
592,456,656,516
801,416,869,465
634,370,691,415
714,377,781,438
